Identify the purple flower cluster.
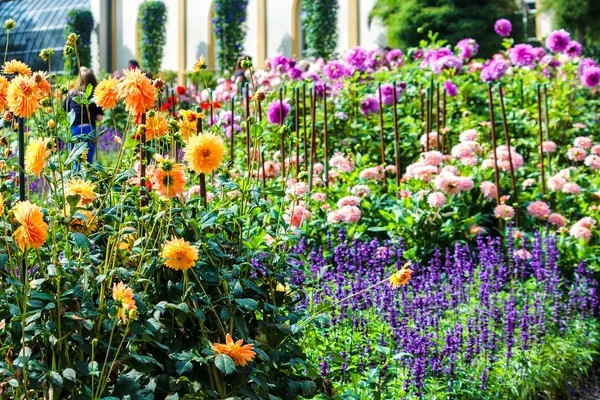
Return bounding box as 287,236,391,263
456,38,479,60
494,19,512,37
378,82,405,106
360,95,380,117
509,44,536,67
301,230,598,395
546,29,571,53
480,58,508,82
266,100,291,125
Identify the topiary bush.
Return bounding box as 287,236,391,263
138,1,167,77
303,0,339,60
213,0,249,72
64,9,94,75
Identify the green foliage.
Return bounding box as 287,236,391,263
371,0,523,58
138,1,167,77
542,0,600,52
64,9,94,75
302,0,339,60
213,0,249,72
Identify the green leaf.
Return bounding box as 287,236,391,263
62,368,76,381
65,142,88,165
234,298,258,311
49,371,63,386
73,233,91,249
175,360,193,375
214,354,236,375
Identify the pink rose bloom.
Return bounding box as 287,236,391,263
567,147,587,161
351,185,371,197
494,145,525,171
311,192,326,202
570,224,592,241
327,209,342,223
313,162,324,174
557,167,574,180
481,159,494,169
408,164,439,182
591,144,600,155
514,249,532,260
329,152,355,173
574,136,592,149
337,195,361,208
460,156,479,166
548,175,566,191
399,190,411,198
338,205,361,223
585,155,600,170
562,182,581,194
422,150,444,166
456,177,474,191
359,166,385,180
542,141,557,152
527,201,551,220
434,174,460,195
577,217,597,229
522,178,536,189
480,181,497,200
494,204,515,219
420,132,439,148
385,165,397,174
451,141,481,159
548,213,567,227
428,192,446,208
459,129,478,142
263,160,281,178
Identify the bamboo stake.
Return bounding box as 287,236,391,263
308,87,316,193
486,83,501,206
196,109,207,206
543,84,552,175
425,88,431,152
18,117,25,201
392,81,400,189
229,95,235,164
295,87,300,177
536,84,546,196
279,88,286,178
302,83,308,172
498,83,520,226
323,85,329,189
436,82,440,150
377,82,386,165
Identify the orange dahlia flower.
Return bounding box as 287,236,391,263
32,72,51,97
211,334,256,367
7,75,42,118
161,237,198,271
112,282,137,322
2,60,31,76
93,77,119,110
12,201,48,250
0,75,8,112
65,178,96,205
145,112,168,140
117,68,156,115
183,132,225,174
25,137,52,177
389,266,413,289
153,156,187,198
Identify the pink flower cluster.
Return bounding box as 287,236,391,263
404,162,439,182
359,165,385,180
569,217,597,242
327,205,361,223
351,185,371,197
427,192,446,208
527,201,550,220
337,195,361,208
434,172,474,195
548,213,567,227
480,181,497,200
494,204,515,219
329,152,355,173
482,146,524,171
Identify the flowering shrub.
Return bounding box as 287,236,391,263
213,0,249,71
138,1,167,76
303,0,339,59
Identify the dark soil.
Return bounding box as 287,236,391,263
567,371,600,400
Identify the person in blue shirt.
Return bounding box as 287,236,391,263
63,67,103,164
